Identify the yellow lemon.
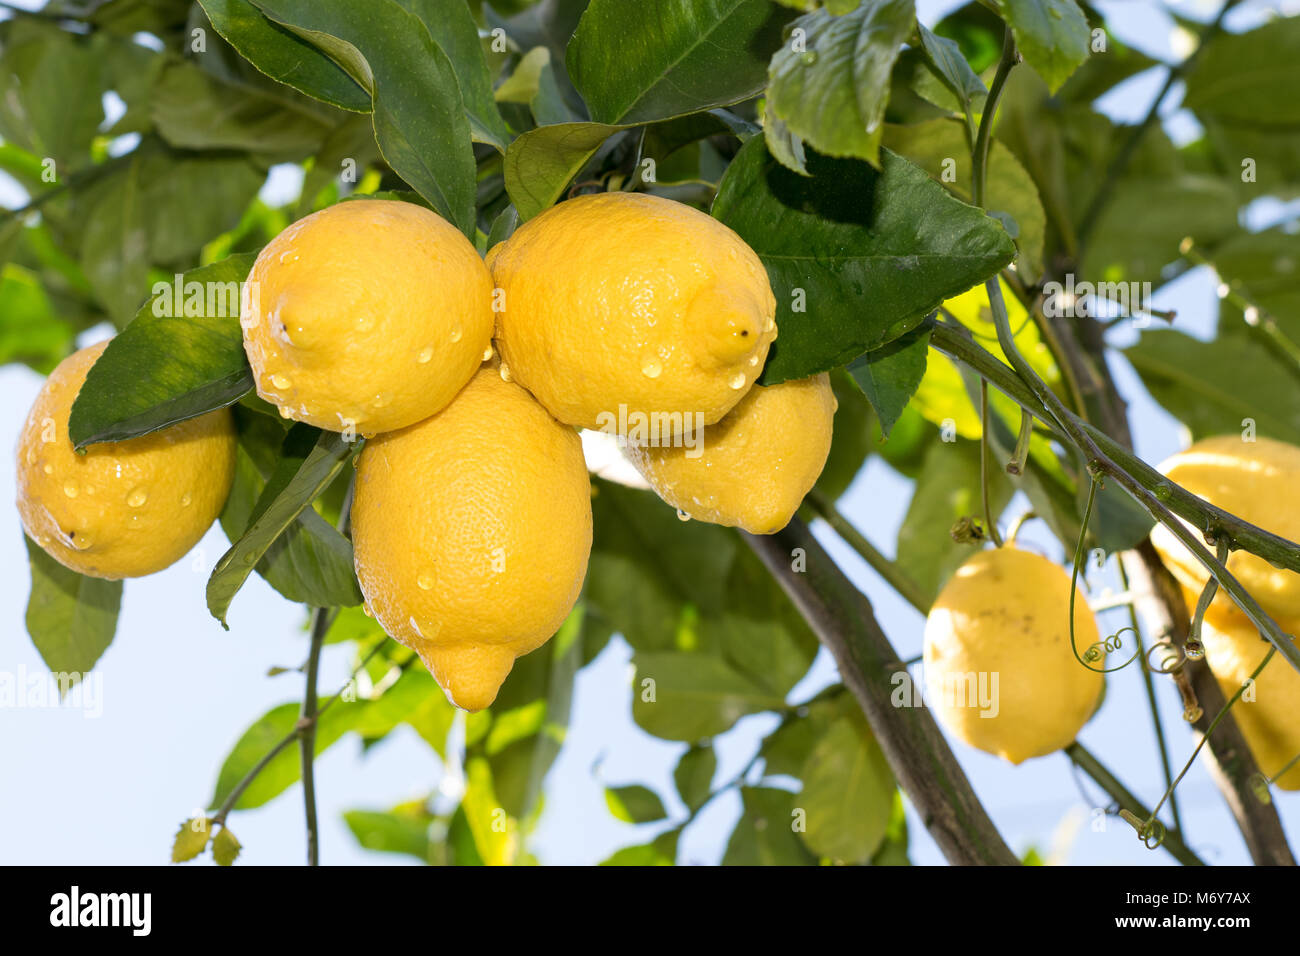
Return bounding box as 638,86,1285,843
241,199,493,436
625,373,835,534
1151,435,1300,622
487,192,776,432
1198,613,1300,790
16,341,236,579
923,547,1104,764
350,366,592,711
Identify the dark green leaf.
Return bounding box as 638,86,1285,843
206,429,359,625
605,784,669,823
24,535,122,685
68,255,256,449
812,368,874,501
1184,16,1300,126
79,152,149,325
198,0,372,112
0,19,104,168
848,325,930,437
674,744,716,811
916,22,986,116
998,0,1090,94
1210,229,1300,342
766,0,915,165
1126,329,1300,445
252,0,478,234
712,137,1016,383
568,0,791,125
723,786,817,865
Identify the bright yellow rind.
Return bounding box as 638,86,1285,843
16,341,236,579
350,366,592,711
241,199,494,436
626,373,836,535
923,547,1104,765
489,192,777,432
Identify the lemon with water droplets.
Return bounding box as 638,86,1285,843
241,199,494,436
16,341,236,579
350,366,592,711
923,547,1104,764
626,374,835,534
487,192,776,433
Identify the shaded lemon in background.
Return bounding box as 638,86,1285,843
350,366,592,711
241,199,494,436
16,341,236,579
626,373,836,535
487,192,776,433
923,547,1104,764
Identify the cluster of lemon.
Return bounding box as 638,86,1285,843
16,194,837,711
923,435,1300,790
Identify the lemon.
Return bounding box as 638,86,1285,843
1198,612,1300,790
923,547,1104,764
1151,435,1300,622
350,365,592,711
487,192,777,432
626,373,835,534
16,341,236,579
241,199,494,436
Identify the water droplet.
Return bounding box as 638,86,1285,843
748,355,759,367
450,328,463,343
499,363,512,382
362,603,374,618
181,494,192,507
373,394,389,409
764,317,776,334
63,482,78,499
278,405,294,419
729,373,747,390
482,345,494,362
127,488,148,508
43,464,54,475
641,359,663,379
801,51,818,66
676,509,691,522
36,534,49,547
242,553,257,565
417,346,433,364
417,573,434,590
408,616,423,637
271,373,291,390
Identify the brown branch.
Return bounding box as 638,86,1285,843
744,521,1020,866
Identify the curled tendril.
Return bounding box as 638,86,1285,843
1083,626,1137,665
1069,479,1141,673
1140,817,1168,851
1145,639,1186,675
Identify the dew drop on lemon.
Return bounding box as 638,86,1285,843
63,482,78,499
417,572,434,590
641,359,663,379
676,509,691,522
729,373,746,390
450,328,463,344
499,363,512,382
126,488,148,508
417,346,433,364
43,463,54,475
270,373,291,390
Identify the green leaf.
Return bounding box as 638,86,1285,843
997,0,1090,94
600,828,679,865
674,744,717,811
394,0,511,150
1125,330,1300,446
916,22,987,117
1209,229,1300,341
170,818,212,863
883,117,1046,281
895,438,1011,605
198,0,372,111
0,261,75,373
632,651,785,742
344,804,432,861
766,0,915,165
1184,16,1300,126
813,368,875,500
712,137,1016,383
24,535,122,684
206,429,359,625
208,699,359,810
568,0,791,125
212,826,242,865
504,121,624,220
252,0,478,235
68,254,256,449
869,790,910,865
723,786,817,865
797,713,895,862
848,325,930,438
149,60,334,156
79,152,149,325
605,785,669,823
460,756,521,865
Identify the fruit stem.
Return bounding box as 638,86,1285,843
1005,408,1033,476
979,380,1004,547
299,604,328,866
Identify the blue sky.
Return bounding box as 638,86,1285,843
1,0,1298,866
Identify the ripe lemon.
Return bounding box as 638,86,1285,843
487,192,777,432
16,341,236,579
923,547,1104,764
1198,612,1300,790
350,366,592,711
1151,435,1300,622
241,199,494,436
625,373,835,534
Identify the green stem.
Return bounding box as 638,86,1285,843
1065,742,1204,866
804,489,930,615
299,605,329,866
970,27,1017,211
979,380,1004,547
